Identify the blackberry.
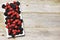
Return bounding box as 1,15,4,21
10,3,16,9
11,34,15,38
4,12,8,16
5,22,7,24
16,1,20,6
16,32,19,35
20,19,23,22
19,28,23,31
5,16,11,20
6,8,10,12
2,4,6,8
18,11,21,14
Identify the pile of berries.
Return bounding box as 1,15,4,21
2,1,23,37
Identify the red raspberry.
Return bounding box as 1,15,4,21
7,23,10,26
16,5,19,8
13,21,16,24
18,21,21,25
15,19,19,22
11,24,15,27
5,7,7,9
15,30,17,32
16,15,20,18
10,8,13,11
10,19,13,22
12,30,15,32
13,32,16,35
12,30,17,35
9,29,12,31
17,30,20,32
6,25,8,28
11,10,14,13
7,19,10,23
6,3,9,6
7,5,11,8
16,9,18,11
8,11,12,15
15,26,18,28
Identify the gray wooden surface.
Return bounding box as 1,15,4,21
0,0,60,40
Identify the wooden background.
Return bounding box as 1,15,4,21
0,0,60,40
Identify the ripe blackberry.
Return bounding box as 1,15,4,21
20,19,23,22
5,16,11,20
6,8,10,12
11,34,15,38
4,12,8,16
16,1,20,6
10,3,16,9
5,22,7,24
18,11,21,14
19,28,23,31
2,4,6,8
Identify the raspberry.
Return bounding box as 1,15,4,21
15,26,18,28
18,30,20,32
6,25,8,28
